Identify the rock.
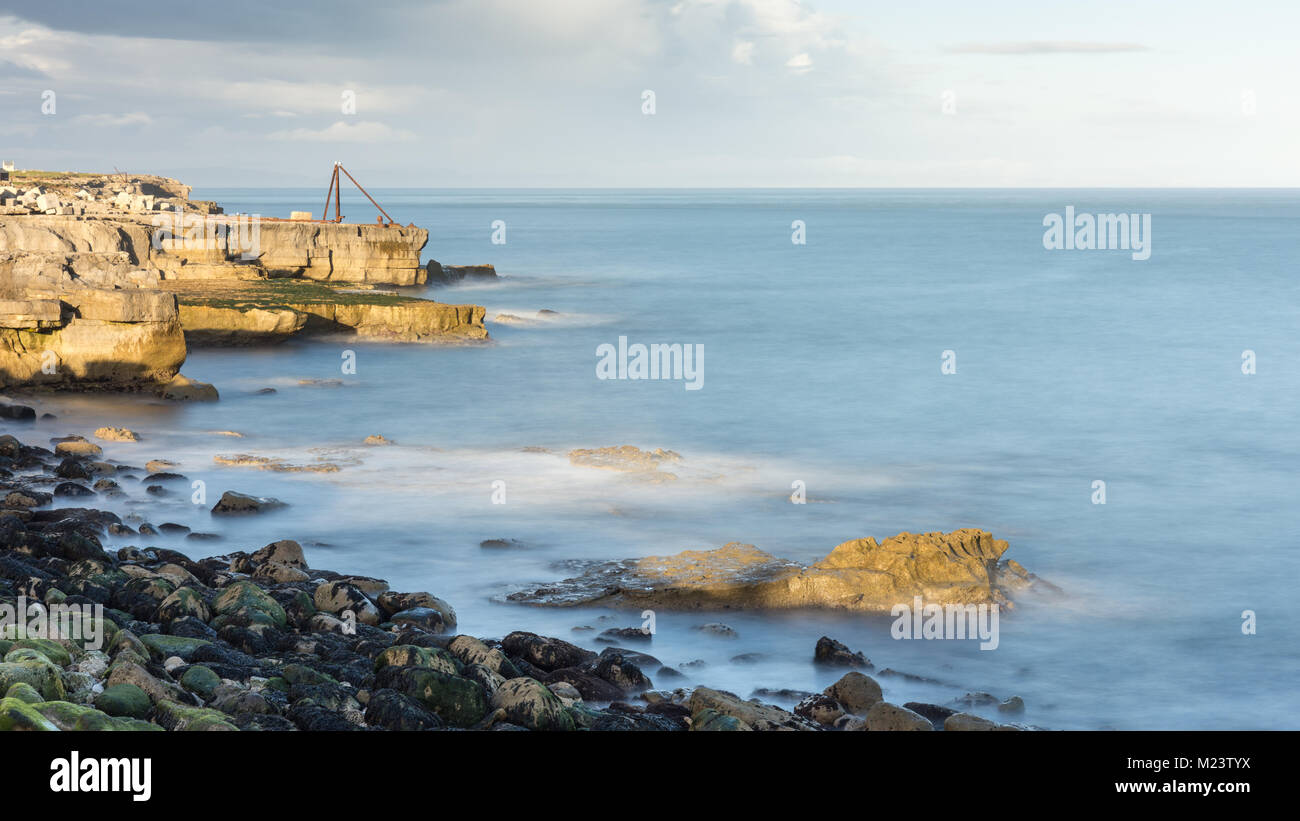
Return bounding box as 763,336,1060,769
864,701,934,731
372,666,489,728
211,490,286,515
955,691,1000,707
794,693,845,726
156,586,211,624
446,636,520,678
376,591,456,628
153,699,238,731
55,458,92,480
824,671,883,714
94,426,139,442
139,633,211,662
543,668,624,702
53,481,95,497
548,681,582,704
213,579,287,629
373,645,459,676
479,538,525,549
158,373,218,401
95,683,152,719
0,696,59,731
998,696,1025,713
4,682,43,704
363,434,392,445
814,636,870,668
695,622,739,638
253,562,309,584
363,688,444,730
491,678,576,731
426,260,497,285
389,607,448,634
567,445,681,478
313,581,381,626
55,438,103,457
10,637,72,667
180,665,221,700
597,626,652,643
944,712,1000,731
500,631,596,672
460,663,506,699
594,653,652,693
690,708,752,731
0,659,65,701
688,687,817,732
904,702,957,724
508,529,1045,612
0,403,36,420
246,535,302,566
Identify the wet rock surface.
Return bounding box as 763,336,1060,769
509,529,1057,612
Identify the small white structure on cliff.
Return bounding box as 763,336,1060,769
0,161,13,182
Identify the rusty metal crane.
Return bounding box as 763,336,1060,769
320,161,398,226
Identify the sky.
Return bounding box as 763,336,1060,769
0,0,1296,187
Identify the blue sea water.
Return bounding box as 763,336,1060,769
13,188,1300,729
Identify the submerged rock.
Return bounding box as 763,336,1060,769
211,490,287,515
508,529,1052,612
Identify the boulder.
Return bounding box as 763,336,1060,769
507,529,1047,612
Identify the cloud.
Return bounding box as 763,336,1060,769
72,112,152,127
267,120,415,142
0,57,47,78
785,52,812,73
732,40,755,65
944,41,1149,55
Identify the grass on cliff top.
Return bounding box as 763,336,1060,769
7,170,103,179
174,279,426,310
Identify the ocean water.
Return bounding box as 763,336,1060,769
10,188,1300,730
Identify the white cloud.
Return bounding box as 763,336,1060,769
267,120,415,142
73,112,151,127
732,40,755,65
785,52,812,73
945,41,1149,55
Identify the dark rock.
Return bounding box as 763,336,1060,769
0,403,36,420
904,702,957,723
53,482,95,498
288,699,359,731
364,688,444,731
593,653,652,693
597,626,653,643
211,491,287,515
501,631,596,672
542,667,623,702
814,636,871,668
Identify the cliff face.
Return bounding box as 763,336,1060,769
0,215,429,286
0,172,488,392
256,223,429,285
0,254,186,390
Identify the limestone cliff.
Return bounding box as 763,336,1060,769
0,253,187,391
0,171,491,389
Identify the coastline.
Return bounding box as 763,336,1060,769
1,413,1038,732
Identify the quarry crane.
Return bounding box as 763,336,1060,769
320,161,397,226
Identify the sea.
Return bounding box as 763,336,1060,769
10,188,1299,729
